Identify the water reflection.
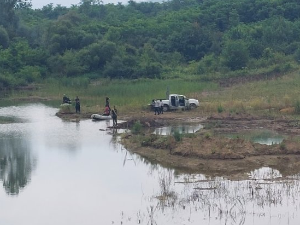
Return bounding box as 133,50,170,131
0,136,36,195
154,124,203,135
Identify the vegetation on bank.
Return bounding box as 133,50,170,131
4,68,300,116
2,0,300,117
6,78,217,113
1,0,300,90
202,70,300,116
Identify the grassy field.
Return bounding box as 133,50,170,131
6,69,300,116
202,69,300,116
8,78,218,113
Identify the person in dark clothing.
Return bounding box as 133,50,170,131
160,99,164,114
113,105,118,115
63,94,71,104
105,97,110,107
75,96,80,113
111,106,117,127
154,99,160,115
105,97,111,114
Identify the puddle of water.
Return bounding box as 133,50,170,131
154,124,203,135
220,130,285,145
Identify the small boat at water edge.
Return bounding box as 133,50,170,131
91,114,112,120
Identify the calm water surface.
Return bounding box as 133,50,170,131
0,104,300,225
220,130,285,145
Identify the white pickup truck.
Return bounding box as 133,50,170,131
150,94,199,112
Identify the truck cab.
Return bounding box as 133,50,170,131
170,94,188,108
149,94,199,112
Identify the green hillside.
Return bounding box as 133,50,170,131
1,0,300,89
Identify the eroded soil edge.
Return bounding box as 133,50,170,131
118,112,300,179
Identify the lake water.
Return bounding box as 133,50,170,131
0,103,300,225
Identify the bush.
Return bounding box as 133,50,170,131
221,40,249,70
280,141,286,151
204,132,212,139
295,100,300,114
59,103,72,113
173,130,182,142
217,104,224,113
132,120,142,134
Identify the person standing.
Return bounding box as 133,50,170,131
159,99,163,114
111,106,118,127
105,97,110,107
154,99,160,115
105,97,111,114
75,96,80,113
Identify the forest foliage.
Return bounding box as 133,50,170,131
1,0,300,89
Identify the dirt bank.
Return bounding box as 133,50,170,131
118,111,300,178
56,109,300,178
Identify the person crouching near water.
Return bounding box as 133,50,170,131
103,105,110,116
111,106,117,127
154,99,160,115
63,94,71,104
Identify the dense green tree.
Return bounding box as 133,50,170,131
103,55,135,78
2,0,300,88
79,41,117,71
0,26,10,48
222,40,249,70
0,0,32,36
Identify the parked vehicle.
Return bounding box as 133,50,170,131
150,94,199,112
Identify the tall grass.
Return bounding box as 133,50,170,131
202,70,300,114
9,69,300,116
11,77,217,113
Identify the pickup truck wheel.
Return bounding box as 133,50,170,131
163,104,169,112
189,103,197,109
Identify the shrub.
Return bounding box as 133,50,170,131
280,141,286,151
221,40,249,70
173,130,182,142
204,132,211,139
132,120,142,134
59,103,72,113
295,100,300,114
217,104,224,113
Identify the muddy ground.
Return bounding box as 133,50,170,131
57,109,300,179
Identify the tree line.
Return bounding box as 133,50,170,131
1,0,300,89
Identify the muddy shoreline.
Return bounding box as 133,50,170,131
56,110,300,178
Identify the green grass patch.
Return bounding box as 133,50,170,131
202,69,300,115
8,77,217,113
